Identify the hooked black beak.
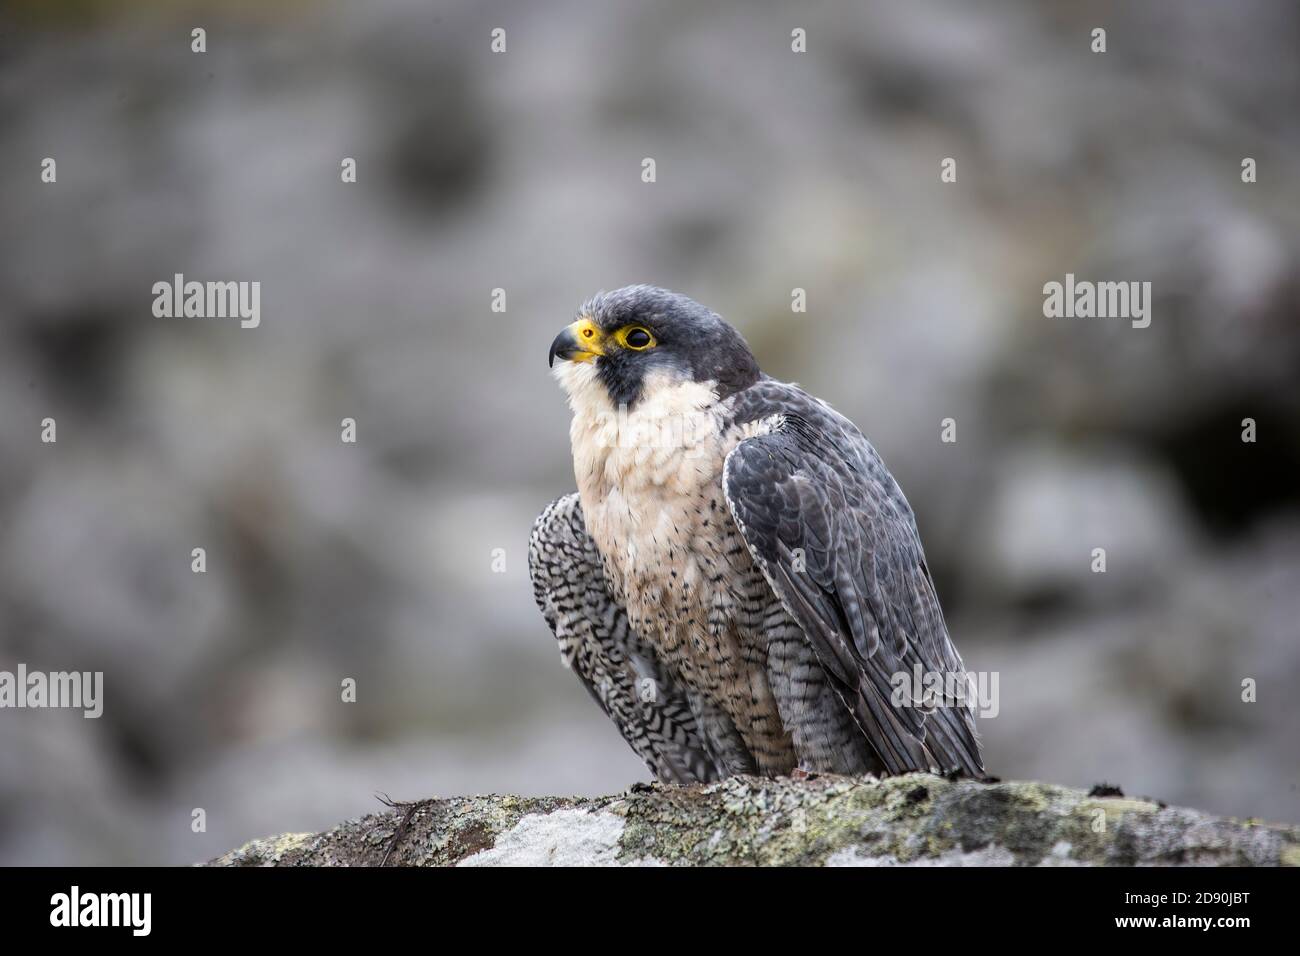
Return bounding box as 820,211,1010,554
548,327,580,368
548,318,604,367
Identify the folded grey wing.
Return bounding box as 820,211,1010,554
529,493,741,784
723,414,984,777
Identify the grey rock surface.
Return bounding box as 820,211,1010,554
207,774,1300,867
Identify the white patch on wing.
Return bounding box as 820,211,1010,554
736,413,785,440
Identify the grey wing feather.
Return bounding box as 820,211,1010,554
528,493,729,784
722,391,984,777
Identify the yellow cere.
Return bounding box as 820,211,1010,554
569,316,605,361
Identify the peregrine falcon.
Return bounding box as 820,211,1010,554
529,286,983,782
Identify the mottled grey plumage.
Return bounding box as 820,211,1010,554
531,285,984,782
529,494,753,782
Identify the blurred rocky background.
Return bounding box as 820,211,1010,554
0,0,1296,864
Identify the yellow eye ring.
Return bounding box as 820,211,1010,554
616,326,656,350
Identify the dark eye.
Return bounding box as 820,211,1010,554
624,327,653,349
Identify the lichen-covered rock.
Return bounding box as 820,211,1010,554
205,774,1300,867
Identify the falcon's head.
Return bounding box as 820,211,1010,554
548,285,760,411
